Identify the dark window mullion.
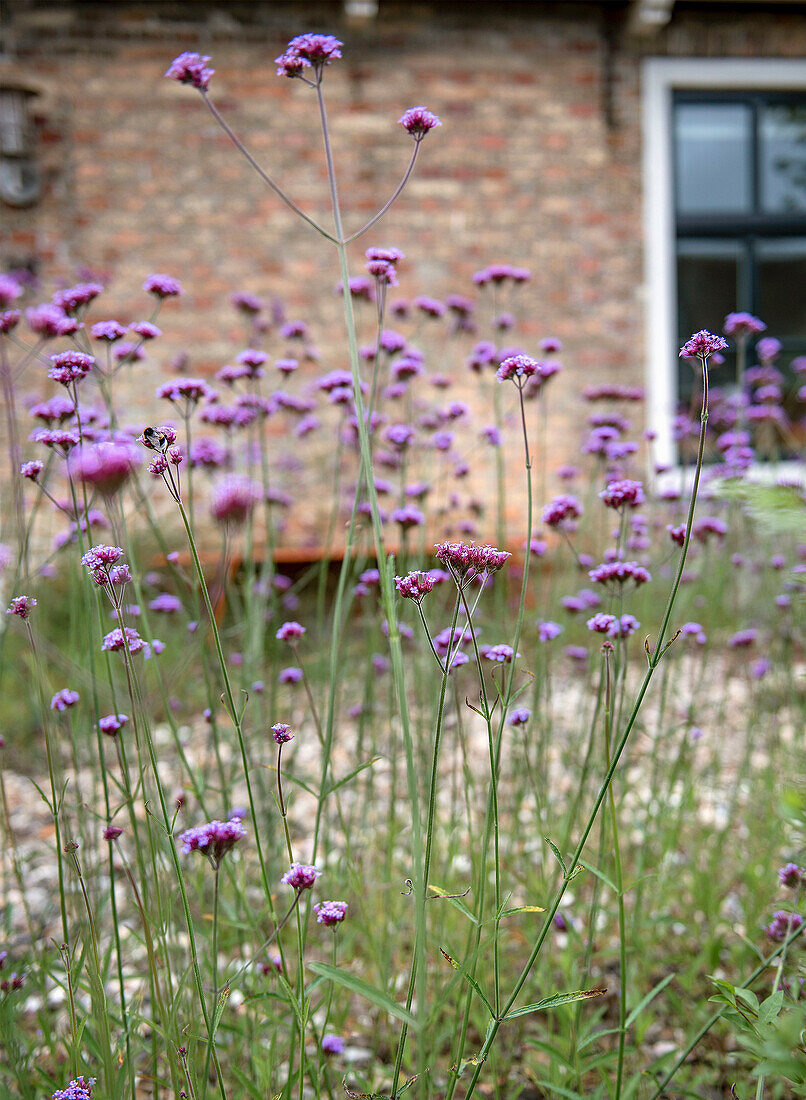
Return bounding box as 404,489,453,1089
751,96,762,215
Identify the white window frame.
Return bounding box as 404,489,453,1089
641,57,806,472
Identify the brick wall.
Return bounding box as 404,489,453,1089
3,1,805,552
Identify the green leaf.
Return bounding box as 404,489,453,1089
324,756,384,797
275,972,305,1030
530,1080,587,1100
211,984,230,1039
439,948,495,1019
757,990,784,1025
734,987,759,1013
503,988,607,1019
580,860,618,894
308,962,419,1030
499,905,546,918
545,838,567,877
624,972,675,1028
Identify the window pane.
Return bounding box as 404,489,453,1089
676,240,743,398
675,102,752,215
756,237,806,336
760,102,806,213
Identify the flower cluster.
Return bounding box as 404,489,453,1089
101,627,145,654
313,900,348,926
51,1078,95,1100
496,354,539,384
6,595,36,620
599,479,644,510
542,495,583,530
587,612,641,639
679,330,728,360
50,689,80,711
588,561,651,588
281,862,321,890
764,910,803,943
395,571,436,602
434,542,510,585
179,817,248,866
165,52,214,91
275,34,343,78
398,106,441,138
48,350,94,387
272,723,294,744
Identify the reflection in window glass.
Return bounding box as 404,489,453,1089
675,102,752,215
761,103,806,213
757,237,806,335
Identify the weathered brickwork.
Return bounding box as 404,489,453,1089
3,1,805,551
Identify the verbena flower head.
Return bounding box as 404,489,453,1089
156,377,214,406
91,319,126,342
779,863,805,889
542,495,583,529
101,626,145,653
210,477,261,526
434,542,510,585
599,479,644,509
104,826,124,841
587,612,641,639
272,723,294,744
322,1033,345,1055
481,643,520,663
165,51,214,91
728,628,757,648
282,862,321,890
51,689,80,711
398,106,442,138
51,1077,95,1100
508,708,531,726
48,350,94,386
0,308,20,333
179,816,247,866
496,354,539,384
764,910,803,943
74,442,138,496
6,595,36,620
276,620,305,642
99,713,128,736
20,460,44,481
588,561,651,588
724,312,766,339
276,33,343,77
143,273,183,298
314,900,348,926
537,620,563,641
279,666,303,684
679,330,728,360
395,571,436,602
53,282,103,315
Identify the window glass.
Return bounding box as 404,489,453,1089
675,102,752,215
760,102,806,213
676,240,743,397
756,237,806,336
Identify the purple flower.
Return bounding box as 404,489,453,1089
482,425,502,446
588,561,651,588
542,495,583,530
276,621,306,642
508,708,531,726
50,689,80,711
599,479,644,510
537,620,563,641
0,309,20,333
398,106,442,138
272,723,294,744
275,33,343,77
395,571,436,602
101,627,145,654
667,524,687,547
435,542,510,583
179,816,247,866
779,863,805,889
48,350,94,386
281,862,321,890
322,1033,345,1055
757,336,782,363
210,477,261,526
26,303,76,337
149,593,183,614
496,354,540,384
51,1077,95,1100
764,910,803,943
0,273,22,306
314,900,348,926
74,442,138,496
6,595,36,620
728,628,757,649
723,312,766,339
391,505,425,530
165,51,214,91
679,330,728,360
91,319,126,342
156,377,214,406
680,621,707,645
104,826,124,841
99,713,128,736
481,643,519,663
143,273,183,298
20,460,44,481
442,650,469,674
279,666,303,685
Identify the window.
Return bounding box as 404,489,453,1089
673,92,806,424
641,60,806,469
